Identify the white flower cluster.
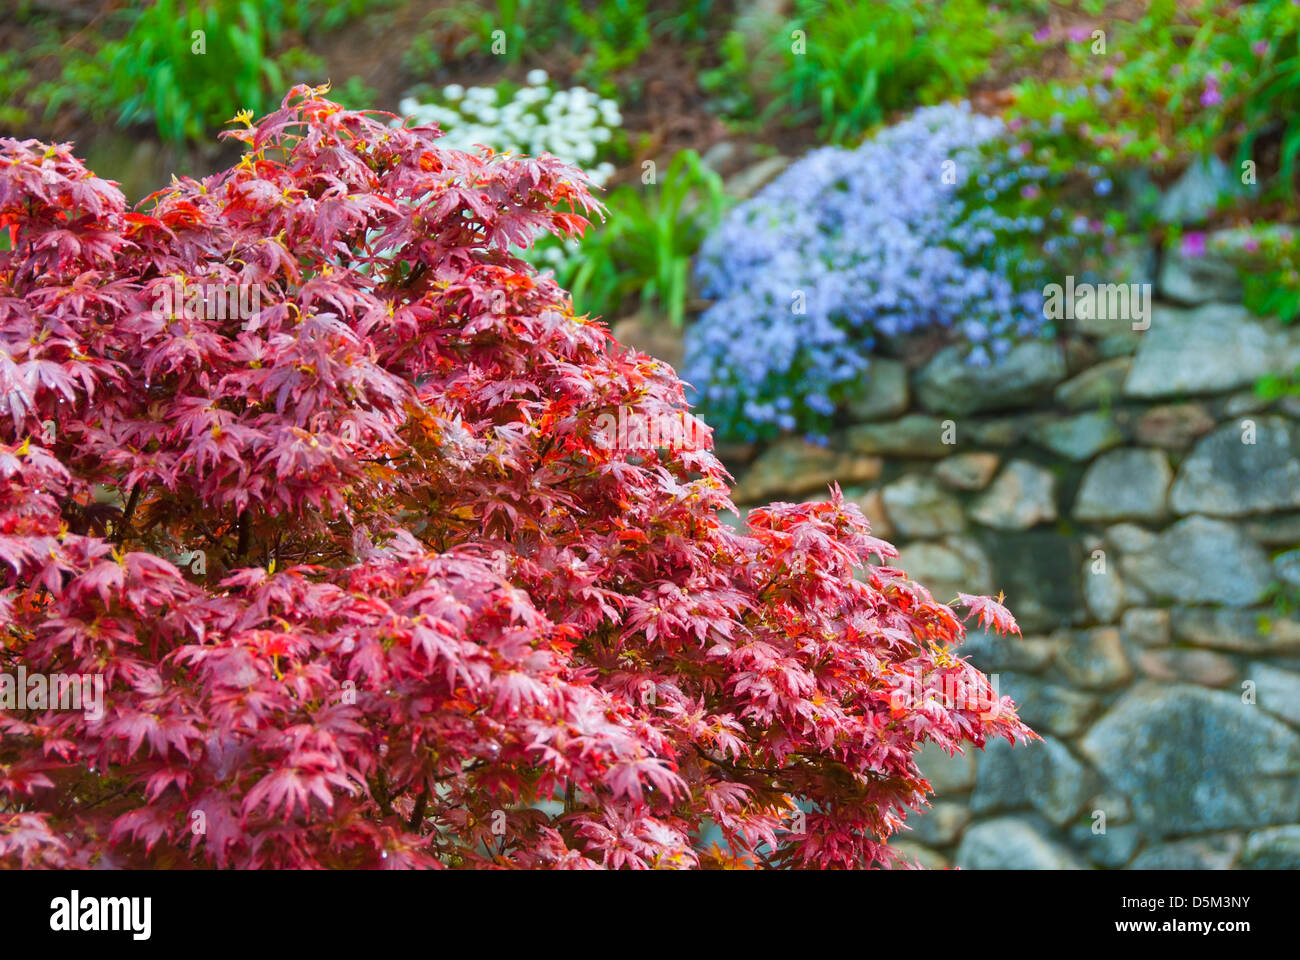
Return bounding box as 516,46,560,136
397,69,621,187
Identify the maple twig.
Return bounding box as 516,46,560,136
114,483,141,547
234,509,251,562
408,788,428,831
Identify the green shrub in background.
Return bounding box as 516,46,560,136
766,0,1005,144
42,0,383,144
1009,0,1300,202
553,150,728,328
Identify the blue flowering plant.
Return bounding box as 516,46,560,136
685,103,1080,443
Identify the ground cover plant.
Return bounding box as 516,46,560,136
684,103,1066,443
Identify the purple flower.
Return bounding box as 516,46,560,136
1068,27,1088,43
1253,41,1269,57
1033,26,1052,43
684,103,1054,441
1182,232,1207,258
1201,73,1222,108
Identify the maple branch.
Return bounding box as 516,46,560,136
408,788,428,832
235,509,251,562
114,483,141,547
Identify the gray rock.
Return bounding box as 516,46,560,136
1058,627,1132,690
847,487,893,541
1156,154,1238,225
722,154,791,199
1031,411,1125,461
1001,674,1099,738
1083,561,1125,624
1112,239,1158,287
1105,523,1157,554
1133,403,1216,449
1171,417,1300,516
971,736,1095,826
1240,826,1300,869
1223,389,1272,417
1119,516,1271,606
733,439,882,502
1136,648,1238,688
1129,833,1243,870
904,802,971,847
1076,823,1143,868
1124,304,1300,399
990,532,1084,633
956,816,1087,869
970,460,1057,530
1158,246,1243,304
1275,549,1300,589
1073,448,1172,523
845,415,956,459
961,629,1056,674
897,537,993,603
889,839,951,869
1172,607,1300,654
1054,358,1133,410
1081,683,1300,837
844,358,909,422
1251,663,1300,727
968,415,1053,447
915,741,977,794
1089,792,1133,824
916,341,1067,416
881,474,964,538
1120,608,1170,647
1245,512,1300,546
934,452,1000,491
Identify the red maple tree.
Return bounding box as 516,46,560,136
0,86,1031,869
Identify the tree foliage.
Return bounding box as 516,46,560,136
0,86,1031,869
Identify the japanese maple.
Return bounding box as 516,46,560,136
0,86,1032,870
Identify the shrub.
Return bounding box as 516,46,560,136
684,103,1055,443
556,150,729,329
0,87,1030,869
765,0,1005,144
43,0,380,144
1009,0,1300,199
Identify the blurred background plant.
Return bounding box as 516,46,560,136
684,103,1076,443
38,0,389,144
760,0,1010,145
553,149,729,330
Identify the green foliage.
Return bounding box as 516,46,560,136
0,53,34,130
423,1,710,94
552,150,729,328
699,30,758,125
766,0,1004,144
1009,1,1300,199
41,0,382,144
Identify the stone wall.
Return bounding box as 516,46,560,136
720,239,1300,869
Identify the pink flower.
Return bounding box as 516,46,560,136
1068,27,1089,43
1201,73,1222,107
1253,41,1269,56
1244,236,1260,253
1182,232,1208,258
1033,26,1052,43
